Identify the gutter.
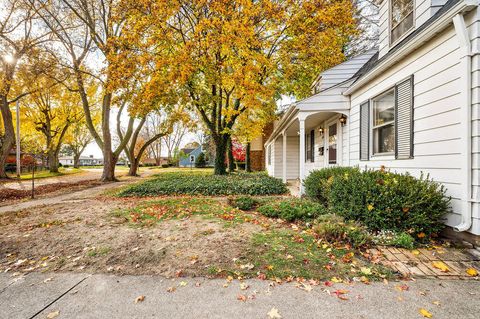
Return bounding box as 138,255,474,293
344,0,478,96
452,12,479,232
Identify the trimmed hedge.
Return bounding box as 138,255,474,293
118,171,288,196
304,166,359,205
257,198,327,222
304,167,450,239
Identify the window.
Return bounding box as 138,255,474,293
372,89,395,155
391,0,414,43
305,130,315,162
267,145,272,165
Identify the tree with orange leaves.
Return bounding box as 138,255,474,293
120,0,358,174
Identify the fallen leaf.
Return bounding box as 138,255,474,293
331,277,342,283
46,310,59,319
419,308,433,318
237,294,247,302
324,281,333,287
396,284,409,291
432,301,441,306
432,261,449,273
267,307,282,318
240,282,249,290
412,250,420,255
179,281,187,287
134,295,145,303
167,287,176,293
43,277,53,283
466,267,478,276
360,267,372,275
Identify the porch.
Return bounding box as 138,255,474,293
266,109,350,195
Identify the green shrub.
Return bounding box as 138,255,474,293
312,214,372,248
304,167,359,205
257,198,327,222
118,171,288,196
372,230,415,249
328,168,449,239
195,152,207,168
230,196,257,211
161,164,169,168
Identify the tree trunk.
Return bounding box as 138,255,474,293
245,142,251,172
128,158,140,176
227,137,235,172
48,150,59,173
101,150,117,182
0,97,15,178
73,152,80,169
214,136,228,175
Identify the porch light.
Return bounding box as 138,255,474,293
318,127,324,137
339,114,347,126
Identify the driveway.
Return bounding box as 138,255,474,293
0,272,479,319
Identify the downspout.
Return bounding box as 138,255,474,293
452,13,475,232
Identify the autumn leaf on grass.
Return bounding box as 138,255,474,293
46,311,60,319
419,308,433,318
134,295,145,303
432,261,449,272
267,307,282,318
466,267,478,276
360,267,372,275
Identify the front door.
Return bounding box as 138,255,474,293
327,122,337,165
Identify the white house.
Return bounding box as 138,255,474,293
265,0,480,237
59,155,104,166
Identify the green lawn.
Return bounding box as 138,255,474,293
7,167,83,180
117,170,288,196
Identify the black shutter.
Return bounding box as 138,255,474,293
359,101,370,161
395,76,414,159
310,130,315,163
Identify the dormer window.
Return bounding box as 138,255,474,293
391,0,414,44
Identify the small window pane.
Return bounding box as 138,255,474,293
373,124,395,154
373,90,394,126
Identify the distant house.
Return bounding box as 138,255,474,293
265,0,480,237
59,155,104,166
178,146,204,167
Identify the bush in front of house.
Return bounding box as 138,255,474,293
118,171,288,196
372,230,416,249
304,166,360,205
328,168,450,239
257,198,327,222
312,214,372,248
195,152,207,168
229,196,257,211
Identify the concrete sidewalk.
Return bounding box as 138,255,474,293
1,272,478,319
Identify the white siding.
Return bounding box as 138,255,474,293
349,10,480,235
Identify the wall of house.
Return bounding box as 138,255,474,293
349,9,480,234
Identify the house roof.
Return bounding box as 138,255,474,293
181,148,195,154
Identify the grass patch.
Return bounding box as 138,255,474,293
86,246,111,257
218,229,393,280
7,168,83,180
112,197,251,227
117,171,288,197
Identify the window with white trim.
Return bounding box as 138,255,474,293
391,0,414,43
372,89,395,155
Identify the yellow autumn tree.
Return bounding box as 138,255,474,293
120,0,358,174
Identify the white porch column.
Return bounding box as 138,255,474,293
282,131,287,183
299,118,306,195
